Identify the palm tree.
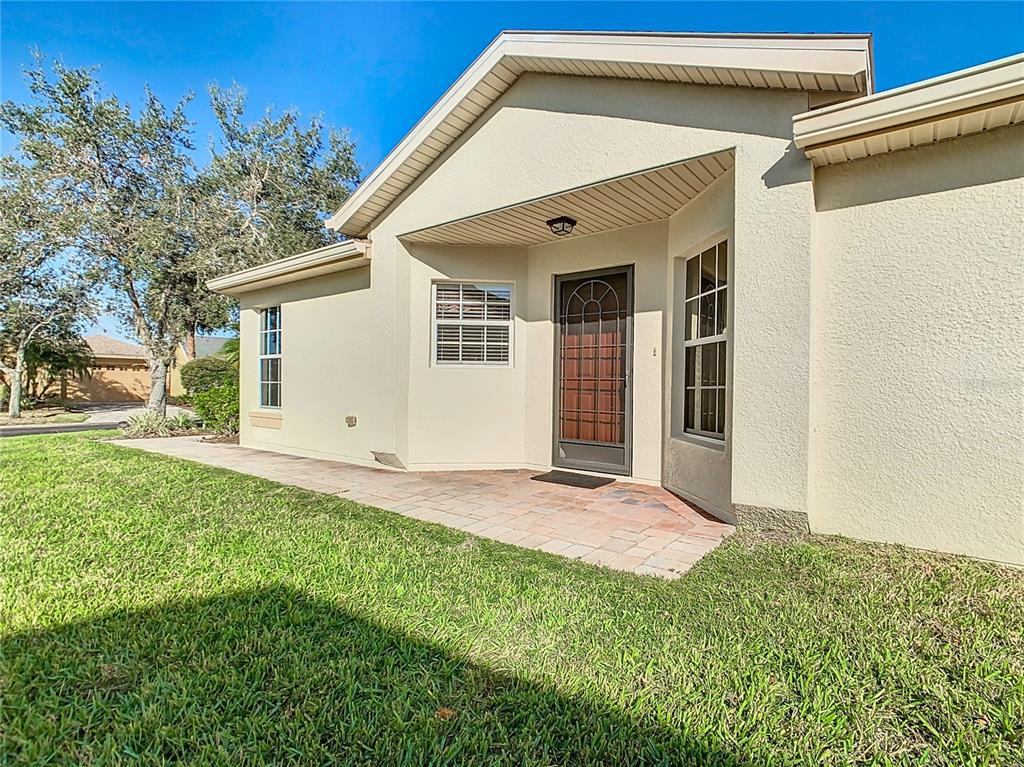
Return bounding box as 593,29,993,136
217,324,240,367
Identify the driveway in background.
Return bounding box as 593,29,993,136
0,403,192,437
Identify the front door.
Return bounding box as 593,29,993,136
554,266,633,475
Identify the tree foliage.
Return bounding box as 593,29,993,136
1,54,360,415
0,156,97,416
23,335,94,401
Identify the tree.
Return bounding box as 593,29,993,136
180,84,360,357
0,158,96,418
2,57,361,414
1,56,211,415
204,83,360,262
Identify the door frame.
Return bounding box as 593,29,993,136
551,264,635,476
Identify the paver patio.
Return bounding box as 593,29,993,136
117,436,733,577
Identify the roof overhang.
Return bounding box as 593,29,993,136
207,240,370,297
329,31,873,236
401,149,734,247
794,53,1024,166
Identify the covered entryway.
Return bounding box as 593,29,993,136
555,267,632,475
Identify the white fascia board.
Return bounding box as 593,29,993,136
505,35,870,78
206,240,370,296
793,53,1024,149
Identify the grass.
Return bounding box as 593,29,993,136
1,433,1021,766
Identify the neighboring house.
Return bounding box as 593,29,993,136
209,32,1024,566
69,335,159,402
71,334,230,402
190,336,232,359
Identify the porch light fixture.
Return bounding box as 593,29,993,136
546,215,576,237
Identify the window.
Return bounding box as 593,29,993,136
683,241,728,439
432,282,513,366
259,306,281,408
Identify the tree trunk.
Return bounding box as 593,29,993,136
8,348,26,418
185,326,196,359
60,375,68,401
147,356,171,416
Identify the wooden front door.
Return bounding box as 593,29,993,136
554,266,633,475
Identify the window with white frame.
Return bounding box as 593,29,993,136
259,306,281,407
683,241,728,439
432,282,513,366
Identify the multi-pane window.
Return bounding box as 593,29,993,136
683,241,728,439
259,306,281,408
433,282,513,366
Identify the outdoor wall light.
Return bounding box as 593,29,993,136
546,215,577,236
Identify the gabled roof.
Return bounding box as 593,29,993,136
85,334,146,359
328,30,874,236
794,53,1024,166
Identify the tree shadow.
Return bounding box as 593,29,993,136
2,586,753,765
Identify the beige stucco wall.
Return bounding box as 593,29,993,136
403,244,529,470
238,266,396,468
663,170,736,520
523,221,669,482
809,126,1024,565
372,73,813,497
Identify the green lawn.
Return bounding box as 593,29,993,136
1,433,1021,766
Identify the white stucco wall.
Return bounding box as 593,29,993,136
809,126,1024,565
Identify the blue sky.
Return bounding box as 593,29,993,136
3,1,1022,339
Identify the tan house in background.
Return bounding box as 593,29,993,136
209,32,1024,566
69,335,231,402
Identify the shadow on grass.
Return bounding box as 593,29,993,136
2,586,753,766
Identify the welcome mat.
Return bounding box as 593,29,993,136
529,470,614,490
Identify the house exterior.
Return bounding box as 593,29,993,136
209,32,1024,566
71,334,231,402
70,335,168,402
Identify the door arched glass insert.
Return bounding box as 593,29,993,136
554,267,633,475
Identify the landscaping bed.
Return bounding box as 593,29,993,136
0,405,88,427
1,433,1021,765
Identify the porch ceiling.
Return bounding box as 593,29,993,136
401,149,735,247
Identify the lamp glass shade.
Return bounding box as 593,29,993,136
546,216,577,236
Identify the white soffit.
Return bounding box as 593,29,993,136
207,240,370,296
794,53,1024,166
329,31,872,236
401,150,735,247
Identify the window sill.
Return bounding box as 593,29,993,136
249,410,283,429
670,431,726,451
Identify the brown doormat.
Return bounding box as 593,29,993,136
529,470,614,489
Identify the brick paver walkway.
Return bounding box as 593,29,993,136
118,437,733,578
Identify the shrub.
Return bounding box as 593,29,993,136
192,382,239,434
166,411,196,431
122,410,197,438
122,411,173,438
179,356,236,396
